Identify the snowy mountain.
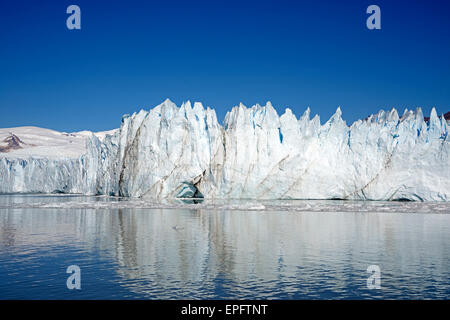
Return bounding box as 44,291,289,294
1,100,449,201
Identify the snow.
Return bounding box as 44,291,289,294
0,100,449,201
0,126,117,194
0,126,117,158
1,195,448,213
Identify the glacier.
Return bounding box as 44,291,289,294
0,99,449,201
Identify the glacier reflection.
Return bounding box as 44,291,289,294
0,201,449,299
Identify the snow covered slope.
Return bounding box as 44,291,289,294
0,126,117,158
0,126,117,194
1,100,449,201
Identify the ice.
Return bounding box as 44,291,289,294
0,195,449,214
0,100,449,201
0,126,117,194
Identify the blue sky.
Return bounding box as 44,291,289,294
0,0,449,132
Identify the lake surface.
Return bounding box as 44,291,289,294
0,195,449,299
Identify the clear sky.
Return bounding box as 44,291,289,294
0,0,449,132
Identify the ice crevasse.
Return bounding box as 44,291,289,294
0,99,449,201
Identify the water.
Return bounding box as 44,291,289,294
0,195,449,299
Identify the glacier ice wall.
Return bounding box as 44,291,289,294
1,99,449,201
196,102,449,201
114,99,223,198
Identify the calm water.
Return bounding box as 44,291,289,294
0,195,449,299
